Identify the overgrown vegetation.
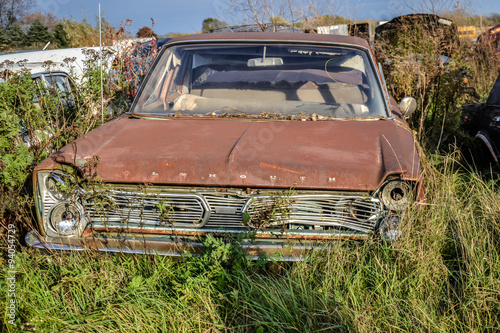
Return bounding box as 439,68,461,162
1,153,500,332
0,11,123,51
1,5,500,332
375,15,500,152
0,49,136,235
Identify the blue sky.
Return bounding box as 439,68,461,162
35,0,500,36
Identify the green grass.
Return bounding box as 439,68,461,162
2,153,500,332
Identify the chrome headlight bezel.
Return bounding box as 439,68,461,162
48,202,86,236
380,180,414,211
45,172,71,201
36,170,88,237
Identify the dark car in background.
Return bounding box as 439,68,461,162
477,24,500,57
375,14,459,58
25,33,424,258
461,73,500,163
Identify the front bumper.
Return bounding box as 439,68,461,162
25,228,370,260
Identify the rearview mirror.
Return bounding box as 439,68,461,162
247,57,283,67
399,97,417,118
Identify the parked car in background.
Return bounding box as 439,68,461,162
0,60,77,148
461,73,500,163
0,46,116,82
476,24,500,57
19,70,76,147
375,14,459,58
26,32,424,258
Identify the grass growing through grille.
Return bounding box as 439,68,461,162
1,152,500,332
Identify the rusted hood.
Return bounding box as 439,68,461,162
35,115,421,191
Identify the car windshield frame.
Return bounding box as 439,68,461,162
131,40,390,119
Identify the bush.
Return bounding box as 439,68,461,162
375,16,500,152
0,52,132,233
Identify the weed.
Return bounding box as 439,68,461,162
244,189,296,230
156,199,175,226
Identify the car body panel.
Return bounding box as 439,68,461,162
477,24,500,57
34,115,421,191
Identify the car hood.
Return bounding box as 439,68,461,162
35,115,421,191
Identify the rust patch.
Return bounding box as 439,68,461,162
259,162,303,174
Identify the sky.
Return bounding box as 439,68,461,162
34,0,500,36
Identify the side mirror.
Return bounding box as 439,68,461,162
399,97,417,118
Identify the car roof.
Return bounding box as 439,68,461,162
164,32,370,49
0,47,116,81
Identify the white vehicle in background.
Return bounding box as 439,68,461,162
0,46,119,148
0,46,116,82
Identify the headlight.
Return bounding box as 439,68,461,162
381,180,413,211
45,173,70,200
36,170,87,237
49,202,84,235
378,214,400,241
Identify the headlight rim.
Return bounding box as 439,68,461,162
37,169,87,238
44,170,78,201
380,180,414,211
47,201,86,236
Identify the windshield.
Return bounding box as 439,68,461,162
133,43,388,118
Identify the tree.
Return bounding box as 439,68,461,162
490,13,500,26
6,22,25,48
269,16,288,25
52,22,68,48
19,11,57,30
0,0,33,30
221,0,341,31
25,19,51,46
136,26,157,38
0,29,8,49
202,17,223,33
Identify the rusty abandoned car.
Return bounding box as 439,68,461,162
25,33,424,258
462,73,500,163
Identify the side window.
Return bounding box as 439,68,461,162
43,73,75,106
32,77,46,102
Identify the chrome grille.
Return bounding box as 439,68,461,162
204,194,248,228
84,190,210,227
42,191,57,220
243,195,381,233
83,188,382,233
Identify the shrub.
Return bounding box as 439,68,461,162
375,16,500,152
0,51,133,231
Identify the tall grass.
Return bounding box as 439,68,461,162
1,153,499,332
